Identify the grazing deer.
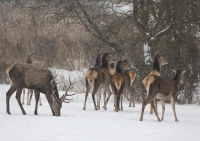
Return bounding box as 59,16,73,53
139,67,187,122
111,58,130,112
22,50,44,106
5,63,75,116
142,52,168,113
83,52,113,110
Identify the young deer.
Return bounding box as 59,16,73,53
124,69,137,107
83,53,105,110
111,58,130,112
5,63,75,116
140,67,187,122
22,50,44,106
105,61,136,108
142,52,168,113
83,52,112,110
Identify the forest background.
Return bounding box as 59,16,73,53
0,0,200,104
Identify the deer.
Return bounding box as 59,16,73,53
22,50,44,106
139,67,188,122
142,51,168,114
83,52,113,110
123,67,137,107
105,60,137,109
5,63,76,116
111,58,130,112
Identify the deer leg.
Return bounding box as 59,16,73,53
105,86,112,107
139,101,148,121
27,89,33,105
132,92,136,107
140,92,160,121
151,100,161,122
120,94,123,111
150,99,153,114
115,94,120,112
103,89,107,110
129,93,132,107
91,81,100,110
39,96,42,106
160,100,165,121
34,90,40,115
6,86,16,114
171,97,178,122
15,88,26,115
83,79,90,110
22,88,25,105
96,90,100,110
26,89,30,105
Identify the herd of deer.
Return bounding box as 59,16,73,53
5,50,188,122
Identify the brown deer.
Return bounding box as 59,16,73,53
22,50,44,106
105,61,137,108
111,58,130,112
142,52,168,113
5,63,75,116
83,52,113,110
139,67,187,122
123,69,137,107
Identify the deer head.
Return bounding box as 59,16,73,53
27,50,44,66
50,77,77,116
154,51,168,66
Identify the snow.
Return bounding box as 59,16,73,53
1,84,200,141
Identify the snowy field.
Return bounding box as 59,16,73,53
1,84,200,141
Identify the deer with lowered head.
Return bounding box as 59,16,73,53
5,63,75,116
83,52,113,110
142,51,168,114
140,67,188,122
111,58,130,112
22,50,44,106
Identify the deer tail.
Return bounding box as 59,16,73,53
85,69,98,85
112,74,124,92
128,71,136,87
5,66,13,85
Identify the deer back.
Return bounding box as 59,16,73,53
8,63,53,93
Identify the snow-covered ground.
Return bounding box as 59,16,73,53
1,84,200,141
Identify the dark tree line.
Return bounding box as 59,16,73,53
0,0,200,104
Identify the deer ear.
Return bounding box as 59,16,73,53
182,69,187,74
170,65,176,73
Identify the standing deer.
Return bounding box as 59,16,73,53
123,68,137,107
22,50,44,106
111,58,130,112
5,63,75,116
139,67,187,122
142,52,168,113
83,52,113,110
105,61,137,108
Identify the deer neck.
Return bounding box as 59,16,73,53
152,61,161,72
51,85,59,98
173,75,181,90
101,61,109,70
116,67,125,74
94,57,102,67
